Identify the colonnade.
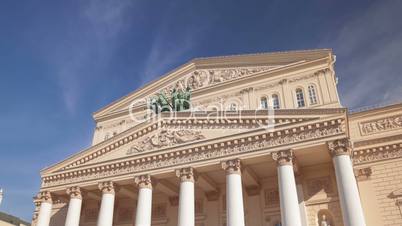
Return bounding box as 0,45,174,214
35,139,366,226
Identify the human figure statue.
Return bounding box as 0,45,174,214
171,88,178,111
320,214,330,226
0,188,3,206
183,86,191,110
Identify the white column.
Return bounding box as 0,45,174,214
36,191,52,226
134,175,153,226
272,150,302,226
65,187,82,226
222,159,245,226
176,167,195,226
97,181,115,226
328,139,367,226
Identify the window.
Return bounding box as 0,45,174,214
308,84,318,105
260,97,268,109
296,88,305,108
104,133,110,141
271,94,280,109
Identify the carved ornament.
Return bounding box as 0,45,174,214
36,191,52,204
134,175,153,189
272,150,293,166
222,158,241,175
327,138,351,157
359,115,402,136
127,129,205,154
66,186,82,199
98,181,115,194
176,167,196,182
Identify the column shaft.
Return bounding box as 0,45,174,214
226,173,245,226
36,202,52,226
134,175,153,226
222,159,245,226
333,155,367,226
178,181,195,226
328,139,367,226
176,167,195,226
97,182,115,226
64,198,82,226
277,164,302,226
272,150,302,226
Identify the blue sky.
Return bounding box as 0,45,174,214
0,0,401,221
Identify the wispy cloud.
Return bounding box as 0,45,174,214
45,0,135,114
321,0,402,108
140,3,206,85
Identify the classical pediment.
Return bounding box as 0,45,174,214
42,108,346,180
93,49,332,120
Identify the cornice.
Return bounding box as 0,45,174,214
41,116,346,190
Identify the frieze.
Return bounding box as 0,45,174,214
306,176,333,196
42,120,344,188
154,66,274,99
359,114,402,136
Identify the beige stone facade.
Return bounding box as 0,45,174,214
32,49,402,226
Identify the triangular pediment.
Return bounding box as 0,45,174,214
93,49,332,121
42,108,345,176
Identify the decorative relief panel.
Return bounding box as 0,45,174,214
117,207,134,222
306,177,333,196
264,188,280,207
359,115,402,136
152,203,167,219
84,208,98,222
126,129,205,154
153,66,274,99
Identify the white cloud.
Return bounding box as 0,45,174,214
321,0,402,109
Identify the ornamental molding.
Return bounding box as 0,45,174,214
41,118,345,188
353,142,402,165
126,129,205,155
359,114,402,136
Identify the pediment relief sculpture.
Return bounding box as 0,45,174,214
126,129,205,154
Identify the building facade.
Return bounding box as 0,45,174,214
32,49,402,226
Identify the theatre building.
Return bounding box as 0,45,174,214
32,49,402,226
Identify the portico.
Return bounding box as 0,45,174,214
33,108,366,226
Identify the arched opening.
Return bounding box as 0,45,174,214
271,94,280,109
296,88,305,108
260,96,268,109
317,209,335,226
308,84,318,105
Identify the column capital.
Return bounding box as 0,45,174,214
98,181,115,194
66,186,82,200
327,138,352,157
134,175,153,189
221,158,241,175
36,191,52,204
272,150,293,166
176,167,196,182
